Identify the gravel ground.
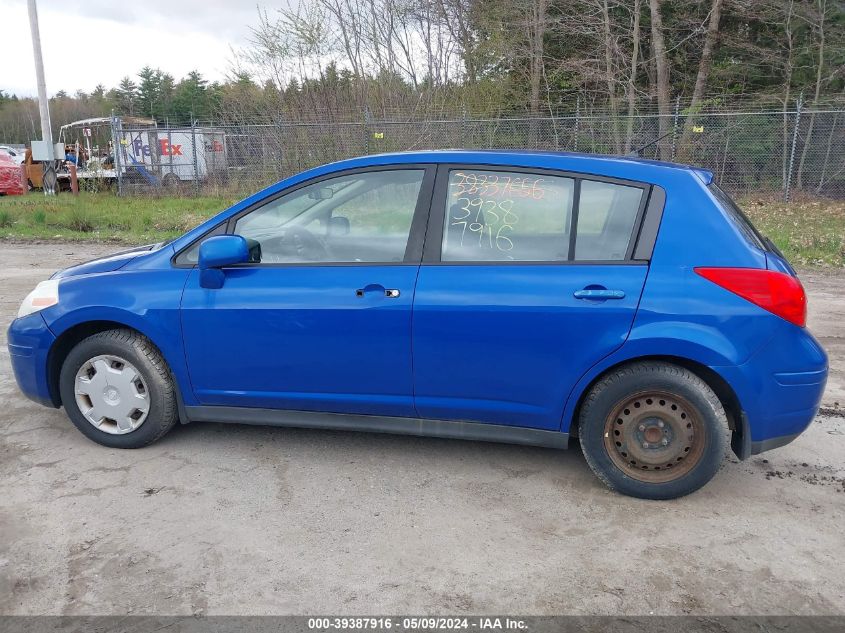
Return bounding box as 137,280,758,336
1,242,843,616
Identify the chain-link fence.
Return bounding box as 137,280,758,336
102,103,844,200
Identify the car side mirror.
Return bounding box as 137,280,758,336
198,235,249,289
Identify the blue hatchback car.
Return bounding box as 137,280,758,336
8,151,828,499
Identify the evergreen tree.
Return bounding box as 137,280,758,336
136,66,158,117
173,70,210,122
109,76,138,115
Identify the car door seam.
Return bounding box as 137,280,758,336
409,166,440,418
177,265,201,405
556,262,653,433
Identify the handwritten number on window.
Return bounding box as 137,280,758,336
451,196,517,252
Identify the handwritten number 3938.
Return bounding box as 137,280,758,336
451,197,517,251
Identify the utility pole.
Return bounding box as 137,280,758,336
27,0,57,195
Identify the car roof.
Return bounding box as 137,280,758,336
318,149,714,185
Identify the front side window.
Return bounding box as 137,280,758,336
233,169,425,264
442,169,575,261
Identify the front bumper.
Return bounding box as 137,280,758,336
7,312,57,408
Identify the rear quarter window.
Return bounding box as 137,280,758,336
575,180,644,261
708,184,766,250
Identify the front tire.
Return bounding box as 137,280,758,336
578,361,727,500
59,329,178,448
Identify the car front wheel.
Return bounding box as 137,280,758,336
578,361,727,500
59,329,178,448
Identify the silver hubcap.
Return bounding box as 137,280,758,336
74,354,150,435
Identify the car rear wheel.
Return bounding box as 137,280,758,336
578,361,727,499
59,329,178,448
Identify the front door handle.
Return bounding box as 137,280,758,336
355,284,401,298
573,288,626,300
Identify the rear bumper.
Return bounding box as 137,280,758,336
751,432,801,455
7,313,57,408
732,411,808,460
720,324,827,458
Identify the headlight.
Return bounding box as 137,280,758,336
18,279,60,318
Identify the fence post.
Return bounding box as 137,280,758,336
112,114,123,197
671,95,680,161
574,96,580,153
785,93,803,203
191,116,199,197
363,107,371,155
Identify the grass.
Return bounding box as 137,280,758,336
740,195,845,268
0,192,235,243
0,190,843,267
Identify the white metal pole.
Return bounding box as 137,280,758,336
27,0,56,194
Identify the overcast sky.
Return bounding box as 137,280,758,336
2,0,276,97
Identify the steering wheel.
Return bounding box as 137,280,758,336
259,226,330,263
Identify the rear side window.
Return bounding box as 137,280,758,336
708,183,765,250
439,168,645,262
575,180,644,261
442,170,575,262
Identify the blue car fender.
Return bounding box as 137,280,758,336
557,319,776,435
41,268,198,408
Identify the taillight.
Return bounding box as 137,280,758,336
694,267,807,327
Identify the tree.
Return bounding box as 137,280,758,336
110,76,138,115
136,67,175,120
797,0,831,187
624,0,642,153
677,0,724,157
648,0,671,159
2,0,845,147
598,0,622,153
173,71,210,122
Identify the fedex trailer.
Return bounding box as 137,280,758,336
57,117,227,189
120,126,227,185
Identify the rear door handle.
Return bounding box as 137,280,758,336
573,288,626,300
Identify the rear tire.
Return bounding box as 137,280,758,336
578,361,727,500
161,173,180,189
59,329,178,448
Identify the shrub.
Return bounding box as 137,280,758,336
63,209,95,232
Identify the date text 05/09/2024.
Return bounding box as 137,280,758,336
307,617,528,631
